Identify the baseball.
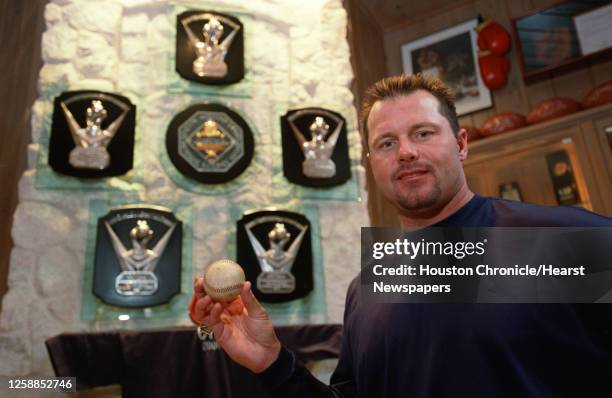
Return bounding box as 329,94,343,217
203,259,246,302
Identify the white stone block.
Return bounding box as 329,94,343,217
147,14,172,50
120,35,148,63
27,144,39,170
37,63,79,94
0,332,31,376
64,1,123,39
30,100,47,144
121,13,149,34
29,304,67,374
30,342,56,375
7,248,36,288
74,31,118,80
116,63,147,93
69,78,116,93
41,24,78,62
11,202,71,250
120,0,165,9
0,289,33,332
18,170,38,202
44,3,63,26
48,295,79,325
34,246,79,298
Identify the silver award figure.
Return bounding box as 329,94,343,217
181,13,240,78
62,97,128,170
288,111,344,179
105,219,177,296
246,217,308,294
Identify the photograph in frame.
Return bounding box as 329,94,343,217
401,18,492,116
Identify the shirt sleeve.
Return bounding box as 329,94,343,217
258,344,355,397
258,279,360,397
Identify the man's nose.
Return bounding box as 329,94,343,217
397,139,418,162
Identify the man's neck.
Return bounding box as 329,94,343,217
399,186,474,228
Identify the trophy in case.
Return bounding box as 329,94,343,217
93,205,182,308
546,150,581,206
236,209,313,303
48,91,136,178
280,108,351,187
176,11,244,85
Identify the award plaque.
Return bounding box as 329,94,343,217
176,10,244,85
546,150,581,206
48,91,136,178
280,108,351,187
236,210,313,303
166,103,254,184
93,205,182,308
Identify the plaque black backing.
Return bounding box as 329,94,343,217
93,206,182,308
236,210,313,303
166,103,254,184
176,10,244,85
48,91,136,178
280,108,351,188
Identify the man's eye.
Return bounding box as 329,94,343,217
377,140,395,150
415,131,433,139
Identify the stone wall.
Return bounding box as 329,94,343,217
0,0,367,377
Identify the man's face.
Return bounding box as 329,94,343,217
366,90,468,216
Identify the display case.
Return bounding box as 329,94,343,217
464,103,612,216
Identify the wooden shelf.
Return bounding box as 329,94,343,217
463,102,612,216
467,103,612,160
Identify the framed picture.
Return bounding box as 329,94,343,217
512,0,612,84
401,18,492,116
499,181,522,202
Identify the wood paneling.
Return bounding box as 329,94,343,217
0,0,47,311
382,1,476,77
359,0,473,32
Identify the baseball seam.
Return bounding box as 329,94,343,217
208,284,243,293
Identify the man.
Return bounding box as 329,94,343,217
192,74,612,397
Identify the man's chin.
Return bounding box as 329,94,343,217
393,189,441,213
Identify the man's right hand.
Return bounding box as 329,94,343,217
192,278,282,373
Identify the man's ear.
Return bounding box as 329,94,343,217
456,128,468,162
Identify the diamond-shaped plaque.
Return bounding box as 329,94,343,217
166,103,254,184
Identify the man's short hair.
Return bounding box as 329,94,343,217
360,74,460,148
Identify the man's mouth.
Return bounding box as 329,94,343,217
394,168,429,182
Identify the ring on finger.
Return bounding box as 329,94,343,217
196,324,213,340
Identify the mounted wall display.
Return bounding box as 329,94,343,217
401,18,492,116
280,107,351,187
236,209,313,303
512,0,612,84
48,91,136,178
166,103,254,184
93,205,183,308
176,10,244,85
546,150,581,206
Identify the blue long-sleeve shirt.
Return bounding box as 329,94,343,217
260,195,612,397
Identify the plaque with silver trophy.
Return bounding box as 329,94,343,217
93,205,182,308
236,209,313,303
176,10,244,85
166,103,254,184
280,108,351,187
48,91,136,178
